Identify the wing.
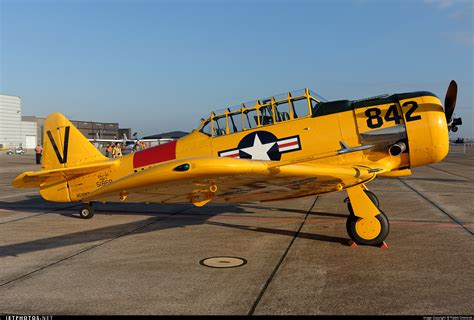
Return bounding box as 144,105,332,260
82,157,381,205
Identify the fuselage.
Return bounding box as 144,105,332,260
65,89,448,203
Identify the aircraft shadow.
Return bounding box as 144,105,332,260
0,204,230,257
0,199,350,257
243,204,348,218
206,220,349,245
0,195,70,212
0,195,187,217
402,177,469,183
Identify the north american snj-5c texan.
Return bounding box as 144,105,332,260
13,81,462,246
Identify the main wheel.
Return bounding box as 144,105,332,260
79,204,94,219
346,211,389,246
347,190,379,215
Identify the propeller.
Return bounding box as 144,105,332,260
444,80,462,132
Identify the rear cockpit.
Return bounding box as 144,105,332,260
198,88,327,137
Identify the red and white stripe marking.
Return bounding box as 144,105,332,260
219,149,240,158
277,137,299,152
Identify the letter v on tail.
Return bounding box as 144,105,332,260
47,126,70,164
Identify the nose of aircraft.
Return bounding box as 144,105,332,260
403,96,449,168
427,108,449,164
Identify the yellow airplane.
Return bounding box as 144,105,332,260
12,81,460,246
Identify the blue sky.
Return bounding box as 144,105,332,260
1,0,473,137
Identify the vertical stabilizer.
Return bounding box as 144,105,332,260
42,112,107,170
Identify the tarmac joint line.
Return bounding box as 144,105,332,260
398,178,473,236
0,206,191,288
247,196,319,315
0,204,81,225
426,164,473,181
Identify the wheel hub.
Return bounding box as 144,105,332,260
355,216,382,240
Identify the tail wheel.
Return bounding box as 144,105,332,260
346,211,389,246
79,203,94,219
346,190,379,215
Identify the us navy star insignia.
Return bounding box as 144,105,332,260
218,131,302,161
240,134,276,160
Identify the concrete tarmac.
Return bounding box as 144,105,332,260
0,151,472,315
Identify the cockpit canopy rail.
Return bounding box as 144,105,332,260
199,88,327,137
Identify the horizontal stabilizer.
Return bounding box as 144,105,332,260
12,161,114,188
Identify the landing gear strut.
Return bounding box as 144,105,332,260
79,203,94,219
345,185,389,246
345,190,379,215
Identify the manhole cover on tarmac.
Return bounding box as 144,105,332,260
199,256,247,268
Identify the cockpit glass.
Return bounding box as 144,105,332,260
214,116,227,136
292,98,310,118
198,87,328,134
243,109,258,129
309,90,328,102
290,89,306,97
200,120,212,136
273,93,288,102
228,112,243,133
228,105,242,113
242,100,257,108
259,106,274,125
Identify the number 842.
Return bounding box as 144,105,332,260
364,101,421,129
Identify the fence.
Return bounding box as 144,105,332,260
449,143,474,154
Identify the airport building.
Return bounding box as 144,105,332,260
143,131,188,146
22,116,128,144
142,131,188,140
1,93,132,148
0,94,37,149
118,128,132,140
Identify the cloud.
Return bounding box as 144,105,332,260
423,0,458,9
423,0,474,17
425,0,473,47
443,31,474,47
423,0,473,25
449,4,474,23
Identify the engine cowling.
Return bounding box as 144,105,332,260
400,94,449,168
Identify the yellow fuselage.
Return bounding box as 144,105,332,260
60,91,448,203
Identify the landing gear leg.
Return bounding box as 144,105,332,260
79,202,95,219
345,185,389,246
346,189,379,215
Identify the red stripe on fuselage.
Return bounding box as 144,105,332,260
133,140,177,168
278,141,299,148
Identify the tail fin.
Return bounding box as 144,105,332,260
42,112,107,170
12,113,109,202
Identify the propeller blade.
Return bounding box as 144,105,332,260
444,80,457,123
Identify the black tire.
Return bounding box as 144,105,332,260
346,211,389,246
347,190,379,215
79,204,94,219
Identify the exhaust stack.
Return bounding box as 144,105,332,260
389,142,406,156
